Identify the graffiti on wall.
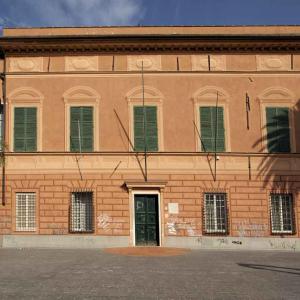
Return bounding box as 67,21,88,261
97,213,112,231
268,239,297,251
166,217,178,235
166,216,200,236
237,221,268,237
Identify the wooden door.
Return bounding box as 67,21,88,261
135,195,159,246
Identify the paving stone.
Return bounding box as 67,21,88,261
0,249,299,299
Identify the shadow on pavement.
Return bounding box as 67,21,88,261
238,263,300,276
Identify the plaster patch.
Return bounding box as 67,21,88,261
168,203,179,214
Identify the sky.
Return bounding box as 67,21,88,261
0,0,300,31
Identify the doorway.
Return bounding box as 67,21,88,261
134,194,159,246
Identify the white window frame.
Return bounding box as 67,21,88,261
16,192,36,232
270,194,294,234
204,193,227,234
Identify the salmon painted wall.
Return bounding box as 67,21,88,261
5,53,300,153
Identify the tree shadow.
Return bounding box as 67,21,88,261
238,263,300,276
252,100,300,189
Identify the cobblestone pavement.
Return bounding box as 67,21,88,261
0,248,299,299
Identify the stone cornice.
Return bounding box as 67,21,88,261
1,34,300,55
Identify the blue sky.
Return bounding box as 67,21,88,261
0,0,299,30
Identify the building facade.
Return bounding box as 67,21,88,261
0,26,300,250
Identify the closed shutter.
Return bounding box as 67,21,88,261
14,107,37,152
134,106,158,151
200,106,225,152
70,107,93,152
266,107,290,153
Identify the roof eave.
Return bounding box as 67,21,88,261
1,34,300,54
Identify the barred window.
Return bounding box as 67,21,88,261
16,193,36,231
70,192,93,233
204,193,227,234
270,194,294,234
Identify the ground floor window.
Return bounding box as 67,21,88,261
204,193,227,234
16,193,36,231
70,192,94,233
270,194,294,234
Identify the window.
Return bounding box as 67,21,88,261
266,107,290,153
200,107,225,152
14,107,37,152
70,107,93,152
16,193,36,231
270,194,294,234
0,104,3,151
204,193,227,234
70,192,94,233
134,106,158,151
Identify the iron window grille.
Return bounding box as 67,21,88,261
16,193,36,231
270,194,294,234
70,192,94,233
204,193,228,234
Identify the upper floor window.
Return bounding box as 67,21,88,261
270,194,294,234
63,86,100,152
14,107,37,152
258,87,296,153
70,106,94,152
200,106,225,152
8,87,43,152
127,86,164,152
193,87,229,152
266,107,290,153
134,106,158,151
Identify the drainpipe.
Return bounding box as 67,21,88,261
0,49,6,206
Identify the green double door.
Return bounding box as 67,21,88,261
135,195,159,246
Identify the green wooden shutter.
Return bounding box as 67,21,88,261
25,108,37,151
200,106,225,152
70,107,93,152
81,107,93,152
133,107,144,151
14,107,37,152
266,107,290,153
145,106,158,151
14,108,25,152
134,106,158,151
